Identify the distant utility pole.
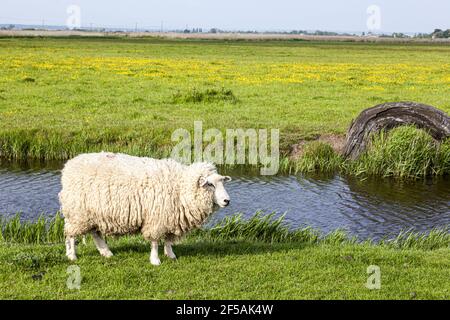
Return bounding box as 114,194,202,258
90,23,93,31
135,22,138,32
42,19,45,29
160,21,164,33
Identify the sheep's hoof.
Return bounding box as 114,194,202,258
150,257,161,266
100,250,113,258
165,253,177,260
67,254,77,261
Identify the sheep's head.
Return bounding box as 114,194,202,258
198,173,232,208
184,162,232,209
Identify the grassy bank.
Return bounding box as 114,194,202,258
0,38,449,162
0,213,449,299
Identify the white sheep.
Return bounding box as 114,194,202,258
59,152,231,265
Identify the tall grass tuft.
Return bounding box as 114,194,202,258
292,141,343,174
347,126,450,179
172,87,238,104
0,213,65,244
195,212,323,244
382,227,450,250
434,138,450,176
203,212,295,243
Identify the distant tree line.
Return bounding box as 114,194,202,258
2,23,450,39
183,28,203,33
0,24,15,30
431,29,450,38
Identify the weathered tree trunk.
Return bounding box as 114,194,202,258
342,101,450,159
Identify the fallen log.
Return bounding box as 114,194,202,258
342,101,450,159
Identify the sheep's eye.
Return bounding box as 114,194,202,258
207,182,215,188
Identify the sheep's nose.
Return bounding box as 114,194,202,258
223,199,230,206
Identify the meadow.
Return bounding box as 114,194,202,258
0,37,449,173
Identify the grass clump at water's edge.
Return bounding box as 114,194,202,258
289,141,343,174
0,214,65,244
347,126,450,178
1,212,448,250
286,126,450,179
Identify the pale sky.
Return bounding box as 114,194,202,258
1,0,449,33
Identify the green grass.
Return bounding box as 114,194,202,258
0,212,448,299
0,37,449,164
0,214,65,244
348,126,450,178
291,141,343,173
172,87,238,104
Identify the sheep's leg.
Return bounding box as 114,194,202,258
65,237,77,261
91,231,113,258
164,241,177,260
150,241,161,266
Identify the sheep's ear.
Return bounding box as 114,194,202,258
224,176,232,182
198,176,208,187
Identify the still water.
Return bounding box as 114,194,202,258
0,161,449,240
